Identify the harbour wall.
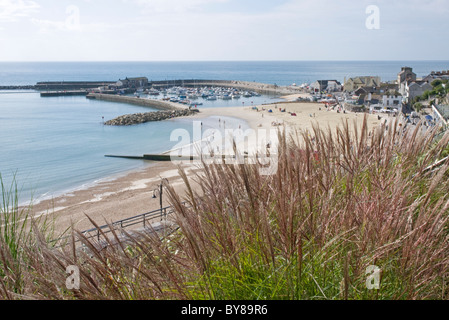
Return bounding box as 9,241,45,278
86,93,186,110
35,81,116,90
2,79,305,96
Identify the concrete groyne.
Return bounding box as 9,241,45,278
87,93,186,110
104,109,199,126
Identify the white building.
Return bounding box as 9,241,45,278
369,94,402,114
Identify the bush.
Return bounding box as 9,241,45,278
414,102,423,112
431,80,443,88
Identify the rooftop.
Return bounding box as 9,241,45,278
434,104,449,121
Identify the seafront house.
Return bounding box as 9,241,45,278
310,80,342,93
368,94,403,114
354,83,399,96
343,76,381,92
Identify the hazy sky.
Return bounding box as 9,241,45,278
0,0,448,61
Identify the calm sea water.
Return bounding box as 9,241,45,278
1,61,448,86
1,61,448,204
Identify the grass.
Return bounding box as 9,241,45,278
1,115,449,300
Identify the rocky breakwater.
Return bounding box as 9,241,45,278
104,109,199,126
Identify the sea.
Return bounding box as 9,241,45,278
1,61,448,204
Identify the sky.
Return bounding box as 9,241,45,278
0,0,448,61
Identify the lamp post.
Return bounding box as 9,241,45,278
152,178,169,211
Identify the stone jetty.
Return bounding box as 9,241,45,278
104,109,199,126
87,93,186,110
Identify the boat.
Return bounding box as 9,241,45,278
243,92,252,98
207,95,217,101
148,89,160,96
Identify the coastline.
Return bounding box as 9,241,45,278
28,97,385,237
27,111,257,236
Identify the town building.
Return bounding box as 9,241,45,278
310,80,342,93
423,70,449,83
343,76,381,92
397,67,417,85
116,77,149,89
400,80,433,102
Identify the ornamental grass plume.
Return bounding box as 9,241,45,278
2,115,449,300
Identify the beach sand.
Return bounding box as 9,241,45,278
29,98,385,237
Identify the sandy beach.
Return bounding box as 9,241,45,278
29,96,385,237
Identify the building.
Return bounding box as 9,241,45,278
401,80,433,102
382,94,402,108
344,76,381,92
310,80,342,93
368,94,402,114
354,83,399,96
116,77,149,89
397,67,417,85
432,104,449,126
423,70,449,83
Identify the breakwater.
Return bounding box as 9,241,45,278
149,80,303,95
35,81,116,90
1,79,305,95
104,109,199,126
0,85,36,90
87,93,186,110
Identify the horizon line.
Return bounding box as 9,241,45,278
1,59,449,63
